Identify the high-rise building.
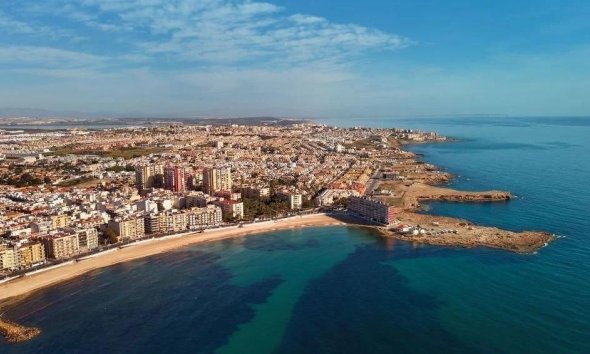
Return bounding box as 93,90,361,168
202,167,232,195
41,233,80,259
164,165,187,193
135,164,164,191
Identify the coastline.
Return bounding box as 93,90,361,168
0,124,558,346
0,214,350,304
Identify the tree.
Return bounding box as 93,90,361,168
103,228,119,244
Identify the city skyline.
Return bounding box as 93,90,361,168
1,0,590,118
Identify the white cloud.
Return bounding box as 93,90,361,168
0,0,417,116
0,12,36,34
67,0,411,65
0,46,105,67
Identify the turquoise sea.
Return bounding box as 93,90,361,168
2,117,590,353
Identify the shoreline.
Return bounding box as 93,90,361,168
0,214,351,305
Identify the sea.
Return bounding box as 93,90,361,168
2,116,589,353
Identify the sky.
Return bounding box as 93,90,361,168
1,0,589,118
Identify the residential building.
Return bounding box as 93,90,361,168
213,199,244,220
0,245,16,271
74,228,99,251
108,216,145,240
278,192,303,210
242,186,270,198
50,214,70,230
185,192,213,208
30,220,53,234
203,167,232,195
41,233,80,259
187,206,223,228
164,165,187,193
347,196,396,225
16,242,46,268
135,164,164,191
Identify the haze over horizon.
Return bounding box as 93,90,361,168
1,0,590,118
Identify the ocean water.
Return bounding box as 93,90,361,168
2,117,590,353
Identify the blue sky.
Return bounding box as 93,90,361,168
1,0,589,118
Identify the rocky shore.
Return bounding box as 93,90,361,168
373,145,554,253
397,182,512,209
0,318,41,343
390,212,553,253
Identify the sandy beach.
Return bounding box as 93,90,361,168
0,214,348,304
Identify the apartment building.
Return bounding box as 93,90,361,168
213,199,244,220
164,165,187,193
41,233,80,259
50,214,70,230
0,245,16,271
108,216,145,240
73,227,99,251
16,242,46,268
187,206,223,228
278,192,303,210
135,164,164,191
203,167,232,195
242,186,271,198
347,196,396,225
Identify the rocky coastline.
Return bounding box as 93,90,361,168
0,318,41,343
388,212,553,253
374,142,554,253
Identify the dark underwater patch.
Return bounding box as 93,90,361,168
274,243,477,354
2,250,283,354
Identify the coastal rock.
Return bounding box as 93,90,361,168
391,212,553,253
0,318,41,343
401,183,512,209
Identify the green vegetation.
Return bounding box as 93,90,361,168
57,176,96,187
0,172,43,187
243,196,291,220
103,228,119,244
331,197,348,208
105,165,136,172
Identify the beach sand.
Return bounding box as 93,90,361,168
0,214,348,303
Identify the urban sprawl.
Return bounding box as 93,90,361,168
0,122,447,276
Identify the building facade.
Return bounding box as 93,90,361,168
347,196,396,225
164,165,187,193
41,233,80,259
202,167,232,195
135,164,164,191
108,216,146,240
0,245,16,271
16,242,46,268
